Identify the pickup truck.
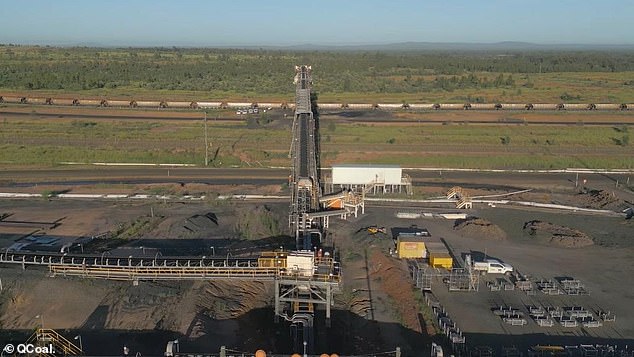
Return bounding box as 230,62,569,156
472,259,514,274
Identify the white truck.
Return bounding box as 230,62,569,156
472,259,514,274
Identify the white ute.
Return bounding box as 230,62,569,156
472,259,514,274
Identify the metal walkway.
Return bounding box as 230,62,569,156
0,250,341,283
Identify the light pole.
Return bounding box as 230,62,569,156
35,314,44,329
74,335,83,352
209,246,215,256
303,341,307,357
204,112,209,166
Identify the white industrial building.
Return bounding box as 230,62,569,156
324,164,412,195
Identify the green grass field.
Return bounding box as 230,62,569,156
0,117,631,170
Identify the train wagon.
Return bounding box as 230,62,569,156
438,103,464,110
564,103,588,110
256,102,279,109
226,102,251,109
134,100,162,108
165,101,196,109
469,103,497,110
25,97,50,105
595,103,621,110
347,103,374,110
76,99,103,107
2,96,27,104
409,103,435,110
377,103,403,110
107,100,133,107
317,103,340,110
197,101,222,109
501,103,526,110
531,103,559,110
53,98,79,106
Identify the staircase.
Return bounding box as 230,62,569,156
25,328,83,356
447,186,472,209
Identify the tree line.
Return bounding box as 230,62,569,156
0,45,632,94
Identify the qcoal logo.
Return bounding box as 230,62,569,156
3,344,15,353
2,343,55,354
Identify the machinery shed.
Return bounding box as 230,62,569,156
332,164,402,185
396,235,427,259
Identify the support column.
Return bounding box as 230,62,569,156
274,279,280,323
326,283,331,320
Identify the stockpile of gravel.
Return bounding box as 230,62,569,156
453,217,507,240
523,220,593,248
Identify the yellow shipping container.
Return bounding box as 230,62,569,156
429,253,453,269
397,236,426,259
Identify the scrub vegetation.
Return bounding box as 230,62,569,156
1,45,633,103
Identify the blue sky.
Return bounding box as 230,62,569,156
0,0,632,46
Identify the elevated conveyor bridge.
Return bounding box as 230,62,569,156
289,65,322,250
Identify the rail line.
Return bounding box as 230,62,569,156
1,94,630,111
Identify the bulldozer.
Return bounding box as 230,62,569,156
357,226,387,235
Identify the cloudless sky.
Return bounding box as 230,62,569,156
0,0,632,46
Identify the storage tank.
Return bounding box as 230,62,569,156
76,99,103,107
470,103,497,110
197,101,222,109
134,100,161,108
595,103,620,110
532,103,558,110
108,100,133,107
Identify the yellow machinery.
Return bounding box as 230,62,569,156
258,251,288,269
357,226,387,235
396,235,426,259
429,253,453,269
